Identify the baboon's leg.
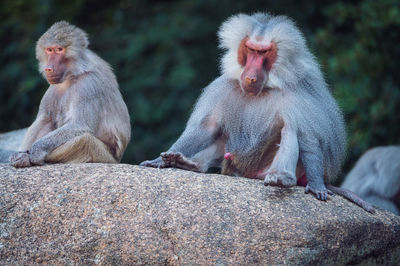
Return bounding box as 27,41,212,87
46,133,117,163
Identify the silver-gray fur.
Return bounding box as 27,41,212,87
341,146,400,215
140,13,346,201
10,21,130,167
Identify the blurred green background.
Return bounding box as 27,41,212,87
1,0,399,178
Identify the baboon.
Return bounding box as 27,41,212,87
342,146,400,215
10,21,131,168
140,13,373,212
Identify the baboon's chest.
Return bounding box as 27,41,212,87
48,93,70,129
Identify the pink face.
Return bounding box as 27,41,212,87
44,46,68,84
238,37,277,95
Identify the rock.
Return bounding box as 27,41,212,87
0,128,27,163
0,163,399,264
0,128,27,151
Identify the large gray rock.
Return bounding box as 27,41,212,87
0,163,399,264
0,128,27,162
0,128,26,151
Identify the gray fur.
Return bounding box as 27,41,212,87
341,146,400,215
10,21,130,167
140,13,346,201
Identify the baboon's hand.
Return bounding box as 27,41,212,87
140,157,167,168
10,151,32,168
264,170,297,188
161,152,201,172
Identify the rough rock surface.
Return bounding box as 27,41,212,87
0,163,399,265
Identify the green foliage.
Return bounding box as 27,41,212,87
313,0,400,170
0,0,399,175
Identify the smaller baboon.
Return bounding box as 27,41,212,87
342,146,400,215
10,21,131,168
